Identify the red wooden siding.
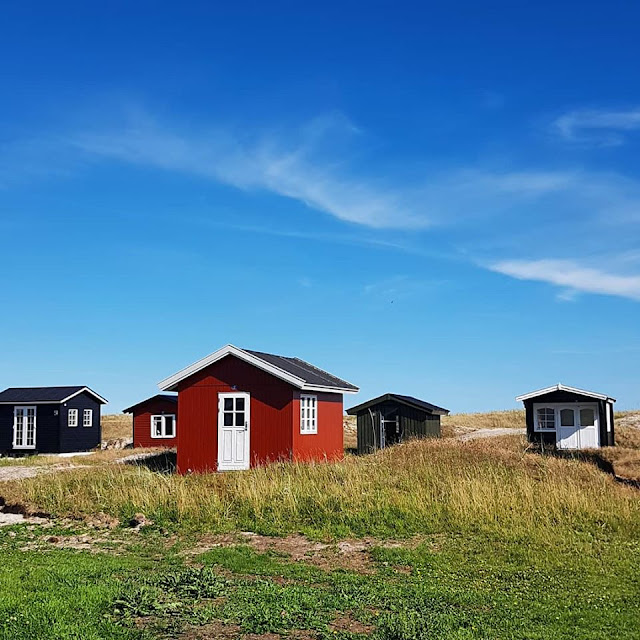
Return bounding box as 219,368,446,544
292,391,344,462
133,397,178,448
177,355,294,473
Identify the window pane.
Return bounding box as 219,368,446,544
236,397,245,411
560,409,575,427
235,411,245,427
164,416,174,436
224,398,233,411
153,417,162,436
537,408,555,429
580,408,595,427
224,412,233,427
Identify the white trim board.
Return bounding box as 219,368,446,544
516,383,615,403
158,344,358,394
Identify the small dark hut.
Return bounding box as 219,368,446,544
346,393,449,455
0,386,107,454
516,384,615,450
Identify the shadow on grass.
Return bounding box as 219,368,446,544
124,451,177,474
548,448,640,489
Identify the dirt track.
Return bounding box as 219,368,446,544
457,427,525,441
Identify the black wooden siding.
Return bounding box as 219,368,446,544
58,392,102,453
0,391,102,454
356,401,441,454
0,403,60,453
524,390,614,448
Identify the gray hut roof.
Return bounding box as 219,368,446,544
123,394,178,414
159,344,358,393
0,386,107,404
347,393,449,416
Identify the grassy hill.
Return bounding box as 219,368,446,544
2,411,637,639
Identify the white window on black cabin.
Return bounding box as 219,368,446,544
535,407,555,430
68,409,78,427
151,414,176,439
83,409,93,427
300,395,317,434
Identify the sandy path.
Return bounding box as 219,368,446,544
0,463,89,483
457,427,525,441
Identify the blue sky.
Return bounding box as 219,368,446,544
1,1,639,412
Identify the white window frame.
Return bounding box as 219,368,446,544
533,405,556,431
300,394,318,434
83,409,93,427
533,403,599,432
151,414,176,439
13,406,37,449
68,408,78,428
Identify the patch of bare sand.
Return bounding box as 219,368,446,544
329,612,374,634
187,532,425,574
0,463,88,482
20,531,129,553
180,621,314,640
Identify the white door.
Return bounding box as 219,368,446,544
217,392,250,470
577,406,599,448
13,406,37,449
556,405,599,450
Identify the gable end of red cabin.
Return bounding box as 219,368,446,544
176,354,295,473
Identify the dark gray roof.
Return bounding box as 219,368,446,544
244,349,359,392
346,393,449,416
0,386,107,404
123,394,178,413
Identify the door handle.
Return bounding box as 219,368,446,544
244,422,248,431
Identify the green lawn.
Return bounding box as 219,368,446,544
1,436,639,639
0,521,638,640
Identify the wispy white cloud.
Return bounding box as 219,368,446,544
65,111,640,230
489,259,640,301
3,107,640,304
70,113,428,229
3,109,640,234
553,107,640,146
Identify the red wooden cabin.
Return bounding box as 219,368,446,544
157,344,358,473
123,394,178,449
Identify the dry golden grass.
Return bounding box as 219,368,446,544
101,414,132,441
343,415,357,449
3,434,638,543
594,419,640,480
441,409,525,437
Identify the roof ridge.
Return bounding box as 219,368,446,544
4,385,83,389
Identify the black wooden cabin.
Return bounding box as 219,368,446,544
516,384,615,450
0,386,107,455
347,393,449,454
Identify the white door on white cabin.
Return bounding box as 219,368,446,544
13,406,37,449
556,405,599,450
217,392,250,470
577,406,599,448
